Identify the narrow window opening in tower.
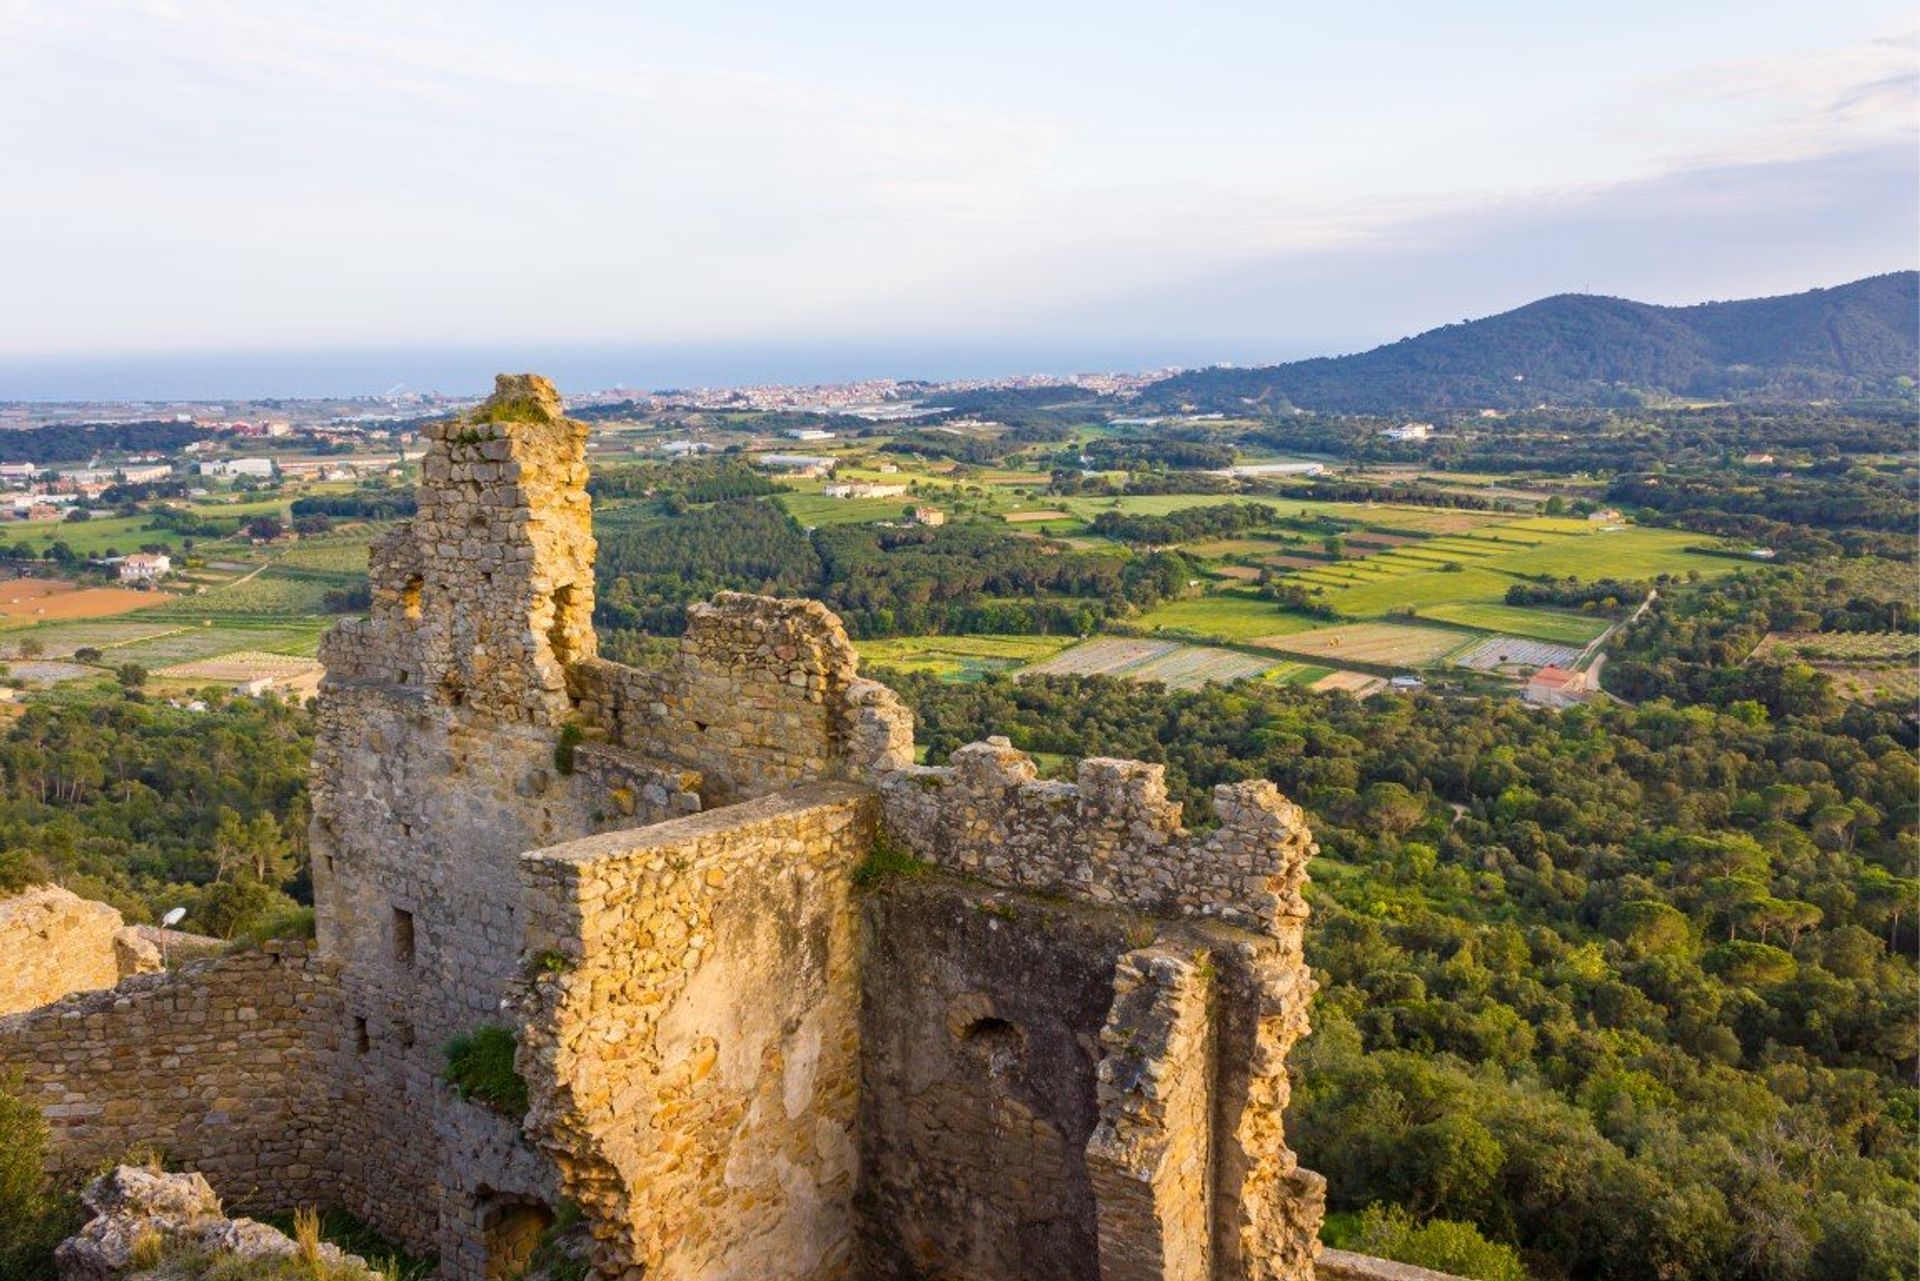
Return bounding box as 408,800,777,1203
548,583,578,667
392,906,415,966
400,575,424,621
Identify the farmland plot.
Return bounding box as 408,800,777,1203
1022,638,1280,690
108,623,330,666
1265,623,1471,667
1451,635,1586,672
138,567,340,619
273,538,381,573
1315,567,1517,616
1420,602,1609,645
1754,631,1920,662
1820,666,1920,704
1023,637,1182,677
1310,670,1387,697
0,580,167,622
1135,594,1318,640
1124,645,1280,689
0,621,181,657
157,651,324,684
854,634,1075,681
1749,630,1920,706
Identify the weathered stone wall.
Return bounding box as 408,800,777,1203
1088,946,1219,1281
856,878,1129,1280
875,737,1315,935
855,872,1323,1281
302,376,720,1271
567,594,875,806
517,784,874,1281
310,688,694,1043
0,886,160,1017
307,686,684,1264
0,944,345,1211
319,373,596,728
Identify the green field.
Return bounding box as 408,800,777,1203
854,633,1075,680
1311,567,1518,616
0,620,179,658
1493,528,1726,579
2,498,295,556
1418,602,1611,644
1067,492,1511,534
138,567,342,619
775,492,919,528
0,617,331,675
1262,661,1337,686
1021,636,1290,689
273,537,379,573
1134,592,1321,641
107,622,331,665
1282,523,1736,619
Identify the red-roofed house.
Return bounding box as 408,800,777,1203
1523,665,1588,709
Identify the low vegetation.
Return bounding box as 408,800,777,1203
1324,1204,1525,1281
0,1074,81,1281
441,1025,530,1119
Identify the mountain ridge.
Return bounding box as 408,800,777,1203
1145,271,1919,413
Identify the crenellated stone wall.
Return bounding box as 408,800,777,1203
873,736,1316,937
0,886,161,1017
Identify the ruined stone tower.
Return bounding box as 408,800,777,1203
0,374,1328,1281
333,372,596,723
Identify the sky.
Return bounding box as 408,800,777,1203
1,0,1915,397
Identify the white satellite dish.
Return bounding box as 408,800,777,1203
161,906,187,928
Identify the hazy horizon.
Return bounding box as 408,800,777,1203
0,336,1327,403
5,267,1915,403
6,1,1915,400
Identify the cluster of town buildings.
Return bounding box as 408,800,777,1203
575,367,1174,417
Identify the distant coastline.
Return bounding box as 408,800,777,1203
0,337,1320,403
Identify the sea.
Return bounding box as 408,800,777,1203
0,337,1314,403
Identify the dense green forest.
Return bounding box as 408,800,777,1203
0,420,211,466
593,492,1193,638
0,691,314,938
1248,405,1918,473
877,567,1918,1280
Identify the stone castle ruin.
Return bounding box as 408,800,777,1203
0,375,1338,1281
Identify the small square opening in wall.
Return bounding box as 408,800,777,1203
392,906,416,966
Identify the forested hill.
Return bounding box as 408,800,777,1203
1147,271,1919,413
